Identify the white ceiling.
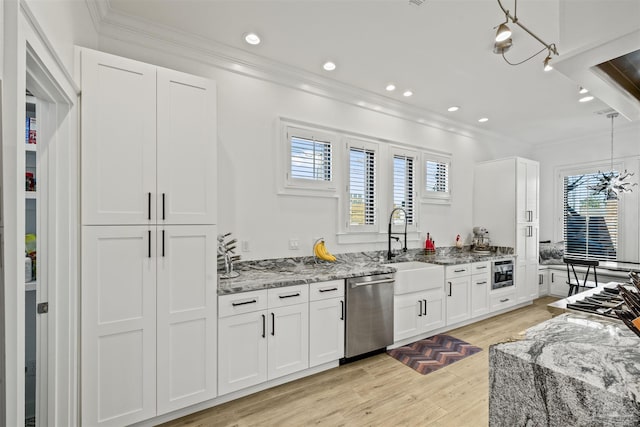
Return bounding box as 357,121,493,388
102,0,640,145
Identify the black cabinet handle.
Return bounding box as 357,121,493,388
418,300,423,317
454,269,466,273
319,288,338,293
261,314,266,338
162,229,165,257
340,300,344,320
551,273,554,282
476,266,487,269
147,230,151,258
162,193,166,220
147,192,151,220
476,281,487,285
500,298,509,303
448,282,452,296
278,292,301,299
423,299,427,316
231,299,257,307
271,312,275,336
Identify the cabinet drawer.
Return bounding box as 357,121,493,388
219,290,268,318
472,261,490,275
309,280,344,301
446,263,471,279
472,273,490,287
490,289,517,311
268,285,309,308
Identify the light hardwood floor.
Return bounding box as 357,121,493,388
161,296,558,427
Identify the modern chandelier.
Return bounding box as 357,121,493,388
493,0,559,71
589,112,637,200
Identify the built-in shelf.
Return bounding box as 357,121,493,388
26,191,37,200
25,144,37,152
25,281,37,292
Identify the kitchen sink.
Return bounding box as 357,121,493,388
391,261,444,294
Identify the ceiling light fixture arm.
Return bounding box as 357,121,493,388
496,0,558,56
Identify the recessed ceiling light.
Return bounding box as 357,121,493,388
579,95,594,103
448,106,460,112
478,117,489,123
579,87,589,94
385,84,396,91
323,61,336,71
244,32,261,45
403,90,413,97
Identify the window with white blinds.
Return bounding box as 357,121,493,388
423,155,451,204
563,172,618,260
392,154,414,225
349,145,377,227
289,135,331,181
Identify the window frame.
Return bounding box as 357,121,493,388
389,145,419,231
279,122,338,196
555,161,626,261
344,137,379,233
421,152,452,204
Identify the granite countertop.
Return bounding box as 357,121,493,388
218,247,514,295
490,313,640,425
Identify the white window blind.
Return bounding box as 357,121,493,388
392,154,414,225
563,172,618,260
425,160,449,194
349,147,376,226
289,135,332,182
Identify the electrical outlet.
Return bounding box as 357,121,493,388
241,240,250,252
289,239,299,250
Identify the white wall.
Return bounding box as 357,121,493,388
532,121,640,262
98,37,530,260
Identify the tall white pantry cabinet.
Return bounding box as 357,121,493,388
473,157,540,304
78,48,218,426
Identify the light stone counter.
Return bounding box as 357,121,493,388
489,313,640,426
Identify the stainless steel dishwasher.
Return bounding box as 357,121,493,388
345,273,395,359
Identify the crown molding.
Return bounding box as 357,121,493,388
91,2,519,145
84,0,110,34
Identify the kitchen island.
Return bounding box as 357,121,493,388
489,312,640,426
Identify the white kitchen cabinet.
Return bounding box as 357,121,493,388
309,280,344,367
474,157,539,305
218,285,309,395
81,226,157,427
156,225,217,415
80,48,217,226
538,267,549,296
445,264,471,326
490,287,517,311
394,288,445,342
471,272,490,318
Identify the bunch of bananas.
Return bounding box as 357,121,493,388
313,239,337,262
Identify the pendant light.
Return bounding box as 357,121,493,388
590,112,637,200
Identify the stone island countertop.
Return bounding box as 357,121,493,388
218,247,514,295
489,312,640,426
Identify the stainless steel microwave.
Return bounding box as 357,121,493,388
492,259,514,290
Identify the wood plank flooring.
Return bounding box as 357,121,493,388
161,296,558,427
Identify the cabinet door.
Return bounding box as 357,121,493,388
80,48,157,225
446,276,471,325
538,269,549,296
548,268,568,297
309,297,344,367
268,303,309,380
421,288,445,332
81,226,156,426
156,225,217,414
157,69,217,225
471,273,490,317
218,311,267,395
526,161,539,222
394,293,423,342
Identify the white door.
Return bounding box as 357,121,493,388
268,304,309,380
471,273,490,317
446,277,470,325
80,48,157,225
218,311,267,395
421,288,446,332
157,69,217,225
309,297,344,367
156,225,217,414
393,293,422,342
81,226,156,426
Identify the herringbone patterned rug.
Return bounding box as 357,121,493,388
387,334,482,375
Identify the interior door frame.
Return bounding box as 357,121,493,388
1,2,80,425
